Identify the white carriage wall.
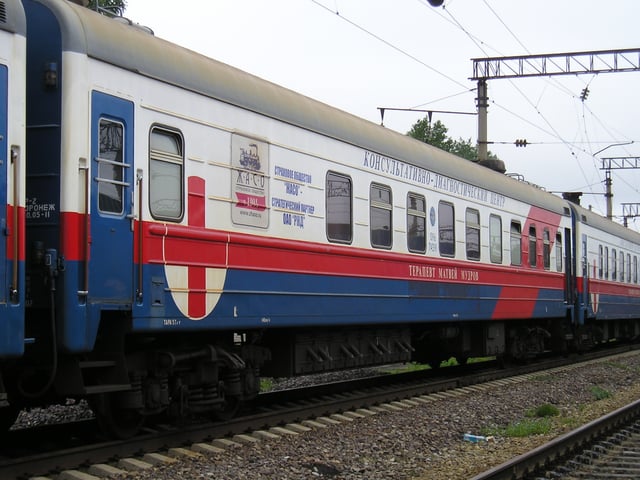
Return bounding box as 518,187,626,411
61,52,92,219
82,54,565,270
71,22,580,279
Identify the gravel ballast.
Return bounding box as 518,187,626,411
114,351,640,480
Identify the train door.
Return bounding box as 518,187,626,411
566,207,582,327
0,65,7,305
563,227,573,307
89,92,134,305
580,233,588,323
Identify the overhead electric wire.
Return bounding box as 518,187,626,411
410,88,476,110
310,0,636,218
309,0,468,90
480,1,639,209
445,0,619,205
481,0,528,53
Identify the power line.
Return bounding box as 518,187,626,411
309,0,637,211
482,0,529,54
309,0,468,90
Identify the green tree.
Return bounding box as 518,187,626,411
87,0,127,16
407,116,498,162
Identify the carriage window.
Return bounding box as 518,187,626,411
489,214,502,264
149,127,184,220
97,119,126,214
612,249,617,281
529,226,537,267
438,201,455,257
543,228,551,270
605,247,609,279
407,193,426,253
620,251,625,282
634,256,638,283
598,245,603,278
555,232,563,272
627,253,631,283
326,172,352,243
370,184,392,249
510,221,521,266
465,208,480,261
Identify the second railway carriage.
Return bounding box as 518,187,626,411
0,0,25,425
7,0,639,437
572,202,640,339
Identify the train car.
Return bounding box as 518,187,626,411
8,0,639,437
0,0,26,429
571,202,640,342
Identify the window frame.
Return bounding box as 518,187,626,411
406,193,426,254
148,125,185,222
529,225,537,268
438,201,455,258
555,232,563,272
369,183,392,249
97,118,127,216
543,228,551,270
326,171,353,244
612,248,617,281
510,221,522,266
465,207,480,261
598,245,603,278
489,214,502,264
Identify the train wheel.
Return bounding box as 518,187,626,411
91,393,144,439
212,395,240,421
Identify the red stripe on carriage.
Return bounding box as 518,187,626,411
492,286,539,319
6,204,25,261
187,176,206,318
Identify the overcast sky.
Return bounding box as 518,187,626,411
124,0,640,229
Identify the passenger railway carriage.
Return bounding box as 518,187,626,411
0,0,639,436
574,203,640,324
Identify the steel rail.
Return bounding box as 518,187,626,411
471,398,640,480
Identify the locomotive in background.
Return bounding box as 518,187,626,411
0,0,638,437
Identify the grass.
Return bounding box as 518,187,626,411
483,403,559,438
440,356,495,367
260,378,274,392
259,355,496,391
590,385,612,400
383,362,431,374
483,417,554,438
385,356,495,373
526,403,560,418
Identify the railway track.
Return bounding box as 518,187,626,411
471,394,640,480
550,418,640,480
1,345,637,480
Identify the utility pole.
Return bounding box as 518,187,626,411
476,79,489,163
471,50,640,155
470,48,640,218
622,203,640,227
601,157,640,220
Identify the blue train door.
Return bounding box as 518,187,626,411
0,65,7,305
90,92,134,305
